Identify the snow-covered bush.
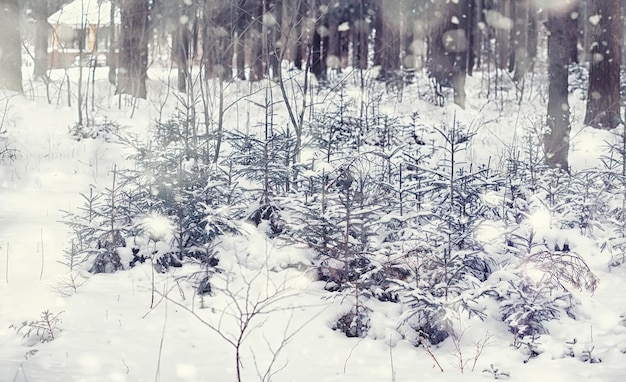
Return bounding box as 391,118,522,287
60,171,132,274
10,310,63,344
68,118,120,141
226,125,295,235
62,112,239,275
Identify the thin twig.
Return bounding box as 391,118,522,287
343,339,363,374
154,286,168,382
420,338,444,372
5,242,8,283
39,229,44,280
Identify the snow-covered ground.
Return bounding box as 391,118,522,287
1,67,626,382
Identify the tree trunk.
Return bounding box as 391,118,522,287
175,13,191,93
235,0,247,80
0,0,23,92
352,0,369,70
204,2,234,81
32,1,50,80
512,0,529,81
545,7,576,171
116,0,148,99
374,0,401,79
266,0,282,80
249,1,264,81
584,0,621,129
310,0,328,82
293,0,308,70
427,0,469,108
327,11,340,71
108,0,117,85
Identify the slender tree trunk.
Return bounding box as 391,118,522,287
310,0,328,82
33,1,50,80
352,0,369,70
174,4,192,93
545,6,576,170
0,0,23,92
584,0,621,129
374,0,401,79
204,2,234,81
293,0,307,70
235,0,247,79
266,0,282,79
427,0,469,108
512,0,529,81
495,0,512,70
108,0,117,85
527,3,538,72
327,11,340,71
249,1,264,81
116,0,148,99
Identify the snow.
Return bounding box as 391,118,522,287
48,0,119,28
1,62,626,382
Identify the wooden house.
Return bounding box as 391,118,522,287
47,0,120,68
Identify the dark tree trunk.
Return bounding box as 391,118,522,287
204,2,234,81
584,0,621,129
0,0,23,92
427,0,469,108
465,0,478,76
310,0,328,82
545,7,576,171
495,0,512,70
175,9,191,93
310,27,324,78
374,0,401,79
249,1,264,81
293,0,307,70
352,0,369,70
327,11,340,71
235,0,247,80
512,0,529,81
108,0,117,85
527,2,538,72
116,0,148,99
266,0,282,80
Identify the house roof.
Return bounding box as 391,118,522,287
48,0,120,28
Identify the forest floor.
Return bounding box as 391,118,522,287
1,67,625,381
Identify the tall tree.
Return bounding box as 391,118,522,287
511,0,530,81
30,0,50,80
203,0,235,81
427,0,471,108
108,0,117,85
116,0,149,99
174,1,193,92
544,4,577,170
0,0,23,92
351,0,369,70
234,0,249,79
584,0,621,129
373,0,401,79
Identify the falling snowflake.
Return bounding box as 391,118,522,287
140,212,175,243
